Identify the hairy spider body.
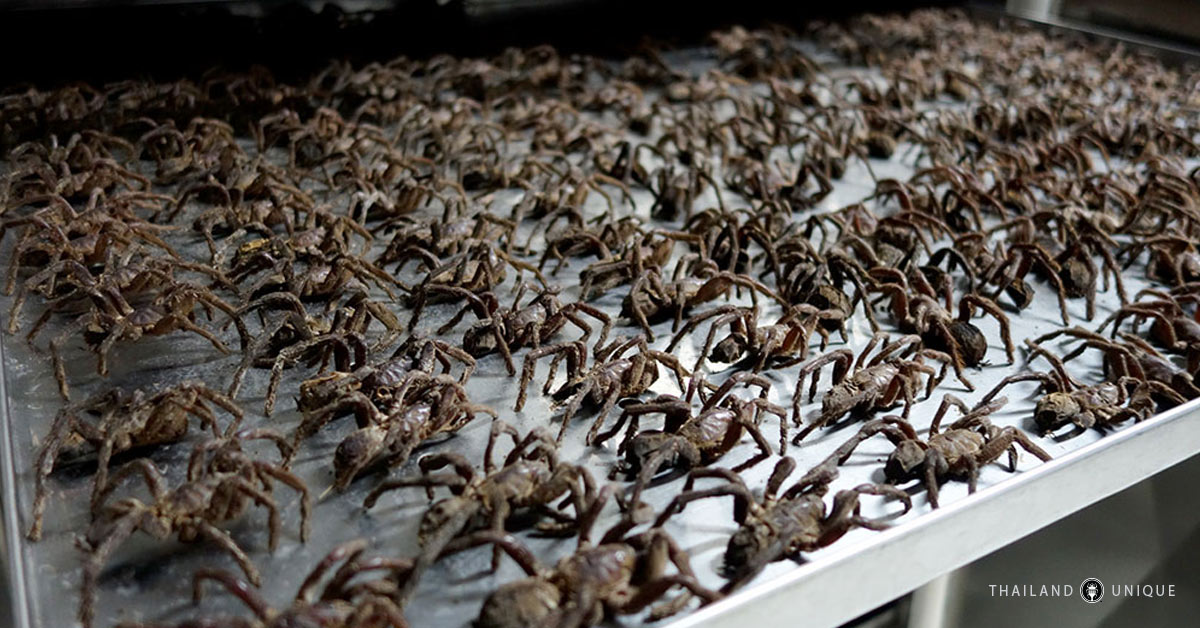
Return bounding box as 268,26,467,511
1034,327,1200,400
295,336,475,426
79,434,308,628
1099,291,1200,371
983,339,1186,434
655,457,910,591
29,382,243,541
596,373,784,504
516,337,689,442
668,304,836,372
458,521,721,628
791,335,950,443
37,278,248,399
307,375,495,491
835,396,1052,508
436,284,610,374
869,271,1013,387
181,539,413,628
622,269,784,341
364,423,595,603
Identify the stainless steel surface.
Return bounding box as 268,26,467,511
1,335,28,628
979,3,1200,66
1,17,1199,628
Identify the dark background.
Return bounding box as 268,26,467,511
0,0,955,86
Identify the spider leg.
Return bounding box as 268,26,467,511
79,512,140,628
196,520,261,586
191,569,271,620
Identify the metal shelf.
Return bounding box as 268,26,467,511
1,10,1198,628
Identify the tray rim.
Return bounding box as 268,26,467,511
1,307,33,628
3,9,1200,628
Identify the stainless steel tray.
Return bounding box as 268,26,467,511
2,13,1199,628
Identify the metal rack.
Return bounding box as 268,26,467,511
1,10,1198,628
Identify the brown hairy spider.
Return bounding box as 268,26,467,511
869,268,1013,387
577,231,679,300
29,381,243,541
431,283,611,374
596,372,786,506
453,516,722,628
236,247,399,305
1034,326,1200,400
9,254,231,337
378,210,516,270
79,433,308,628
1,203,179,296
791,334,951,444
182,539,413,628
309,374,496,491
227,291,382,401
833,395,1052,508
294,333,475,425
983,339,1185,434
262,326,369,416
667,304,839,372
622,267,785,341
655,456,910,591
364,422,597,602
405,242,547,330
647,162,720,221
536,214,645,275
515,336,690,442
1052,233,1128,320
1098,288,1200,372
1122,235,1200,286
976,237,1072,324
771,246,879,335
25,270,248,399
680,206,774,276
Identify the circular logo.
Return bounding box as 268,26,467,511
1081,578,1104,603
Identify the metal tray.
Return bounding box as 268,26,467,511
2,14,1200,628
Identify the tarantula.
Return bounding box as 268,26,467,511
515,336,690,442
405,242,545,324
577,231,679,300
79,433,308,627
655,456,911,591
596,372,786,505
1034,326,1200,400
182,539,413,628
1098,289,1200,371
308,374,496,491
2,203,179,296
667,304,839,372
432,283,611,374
34,275,248,399
983,338,1186,434
363,422,597,602
869,268,1013,387
453,521,721,628
791,334,951,443
834,396,1052,508
622,268,785,341
29,381,243,541
378,210,516,270
228,295,356,397
295,335,476,430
